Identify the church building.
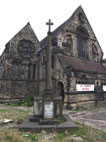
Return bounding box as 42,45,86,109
0,6,106,109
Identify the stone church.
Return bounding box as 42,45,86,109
0,6,106,109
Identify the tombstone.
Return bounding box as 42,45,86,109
19,19,77,131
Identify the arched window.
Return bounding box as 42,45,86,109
92,43,98,61
62,34,73,53
13,62,22,79
33,64,36,79
18,63,22,79
42,54,46,64
76,26,89,58
13,63,17,78
28,63,31,79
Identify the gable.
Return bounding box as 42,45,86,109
5,23,40,60
41,6,103,62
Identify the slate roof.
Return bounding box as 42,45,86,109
58,55,106,74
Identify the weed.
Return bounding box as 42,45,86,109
24,94,34,107
29,134,37,141
55,132,66,140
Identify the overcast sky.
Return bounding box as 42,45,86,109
0,0,106,58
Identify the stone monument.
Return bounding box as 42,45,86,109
19,20,77,131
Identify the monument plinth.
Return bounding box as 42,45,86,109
19,19,77,131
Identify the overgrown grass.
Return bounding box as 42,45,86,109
0,126,38,142
70,123,106,142
0,108,29,120
55,123,106,142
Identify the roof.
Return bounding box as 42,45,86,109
58,55,106,74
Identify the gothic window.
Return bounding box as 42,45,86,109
77,34,83,57
33,64,36,79
17,63,22,79
62,34,73,52
13,62,22,79
28,64,31,79
42,54,46,64
13,63,17,78
76,26,89,58
92,43,98,61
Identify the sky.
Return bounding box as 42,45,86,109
0,0,106,58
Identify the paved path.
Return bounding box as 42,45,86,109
66,107,106,132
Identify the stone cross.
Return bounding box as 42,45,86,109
45,19,53,90
46,19,53,33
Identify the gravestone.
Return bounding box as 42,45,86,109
19,20,77,131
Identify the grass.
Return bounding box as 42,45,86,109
0,128,38,142
29,134,38,141
55,123,106,142
0,105,106,142
5,130,27,142
55,132,67,141
0,109,10,112
70,123,106,142
0,109,28,120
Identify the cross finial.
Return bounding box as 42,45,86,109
46,19,53,33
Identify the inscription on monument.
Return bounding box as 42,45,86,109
44,102,54,118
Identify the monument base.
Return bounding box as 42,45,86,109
19,114,77,132
20,93,77,132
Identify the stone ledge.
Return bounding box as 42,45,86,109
19,114,77,132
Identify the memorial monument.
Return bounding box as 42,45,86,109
19,20,77,131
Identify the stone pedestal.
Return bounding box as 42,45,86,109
20,92,77,131
33,96,43,116
32,90,63,125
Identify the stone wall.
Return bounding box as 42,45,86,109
64,92,106,109
0,79,37,100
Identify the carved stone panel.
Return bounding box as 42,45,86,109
44,101,54,119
